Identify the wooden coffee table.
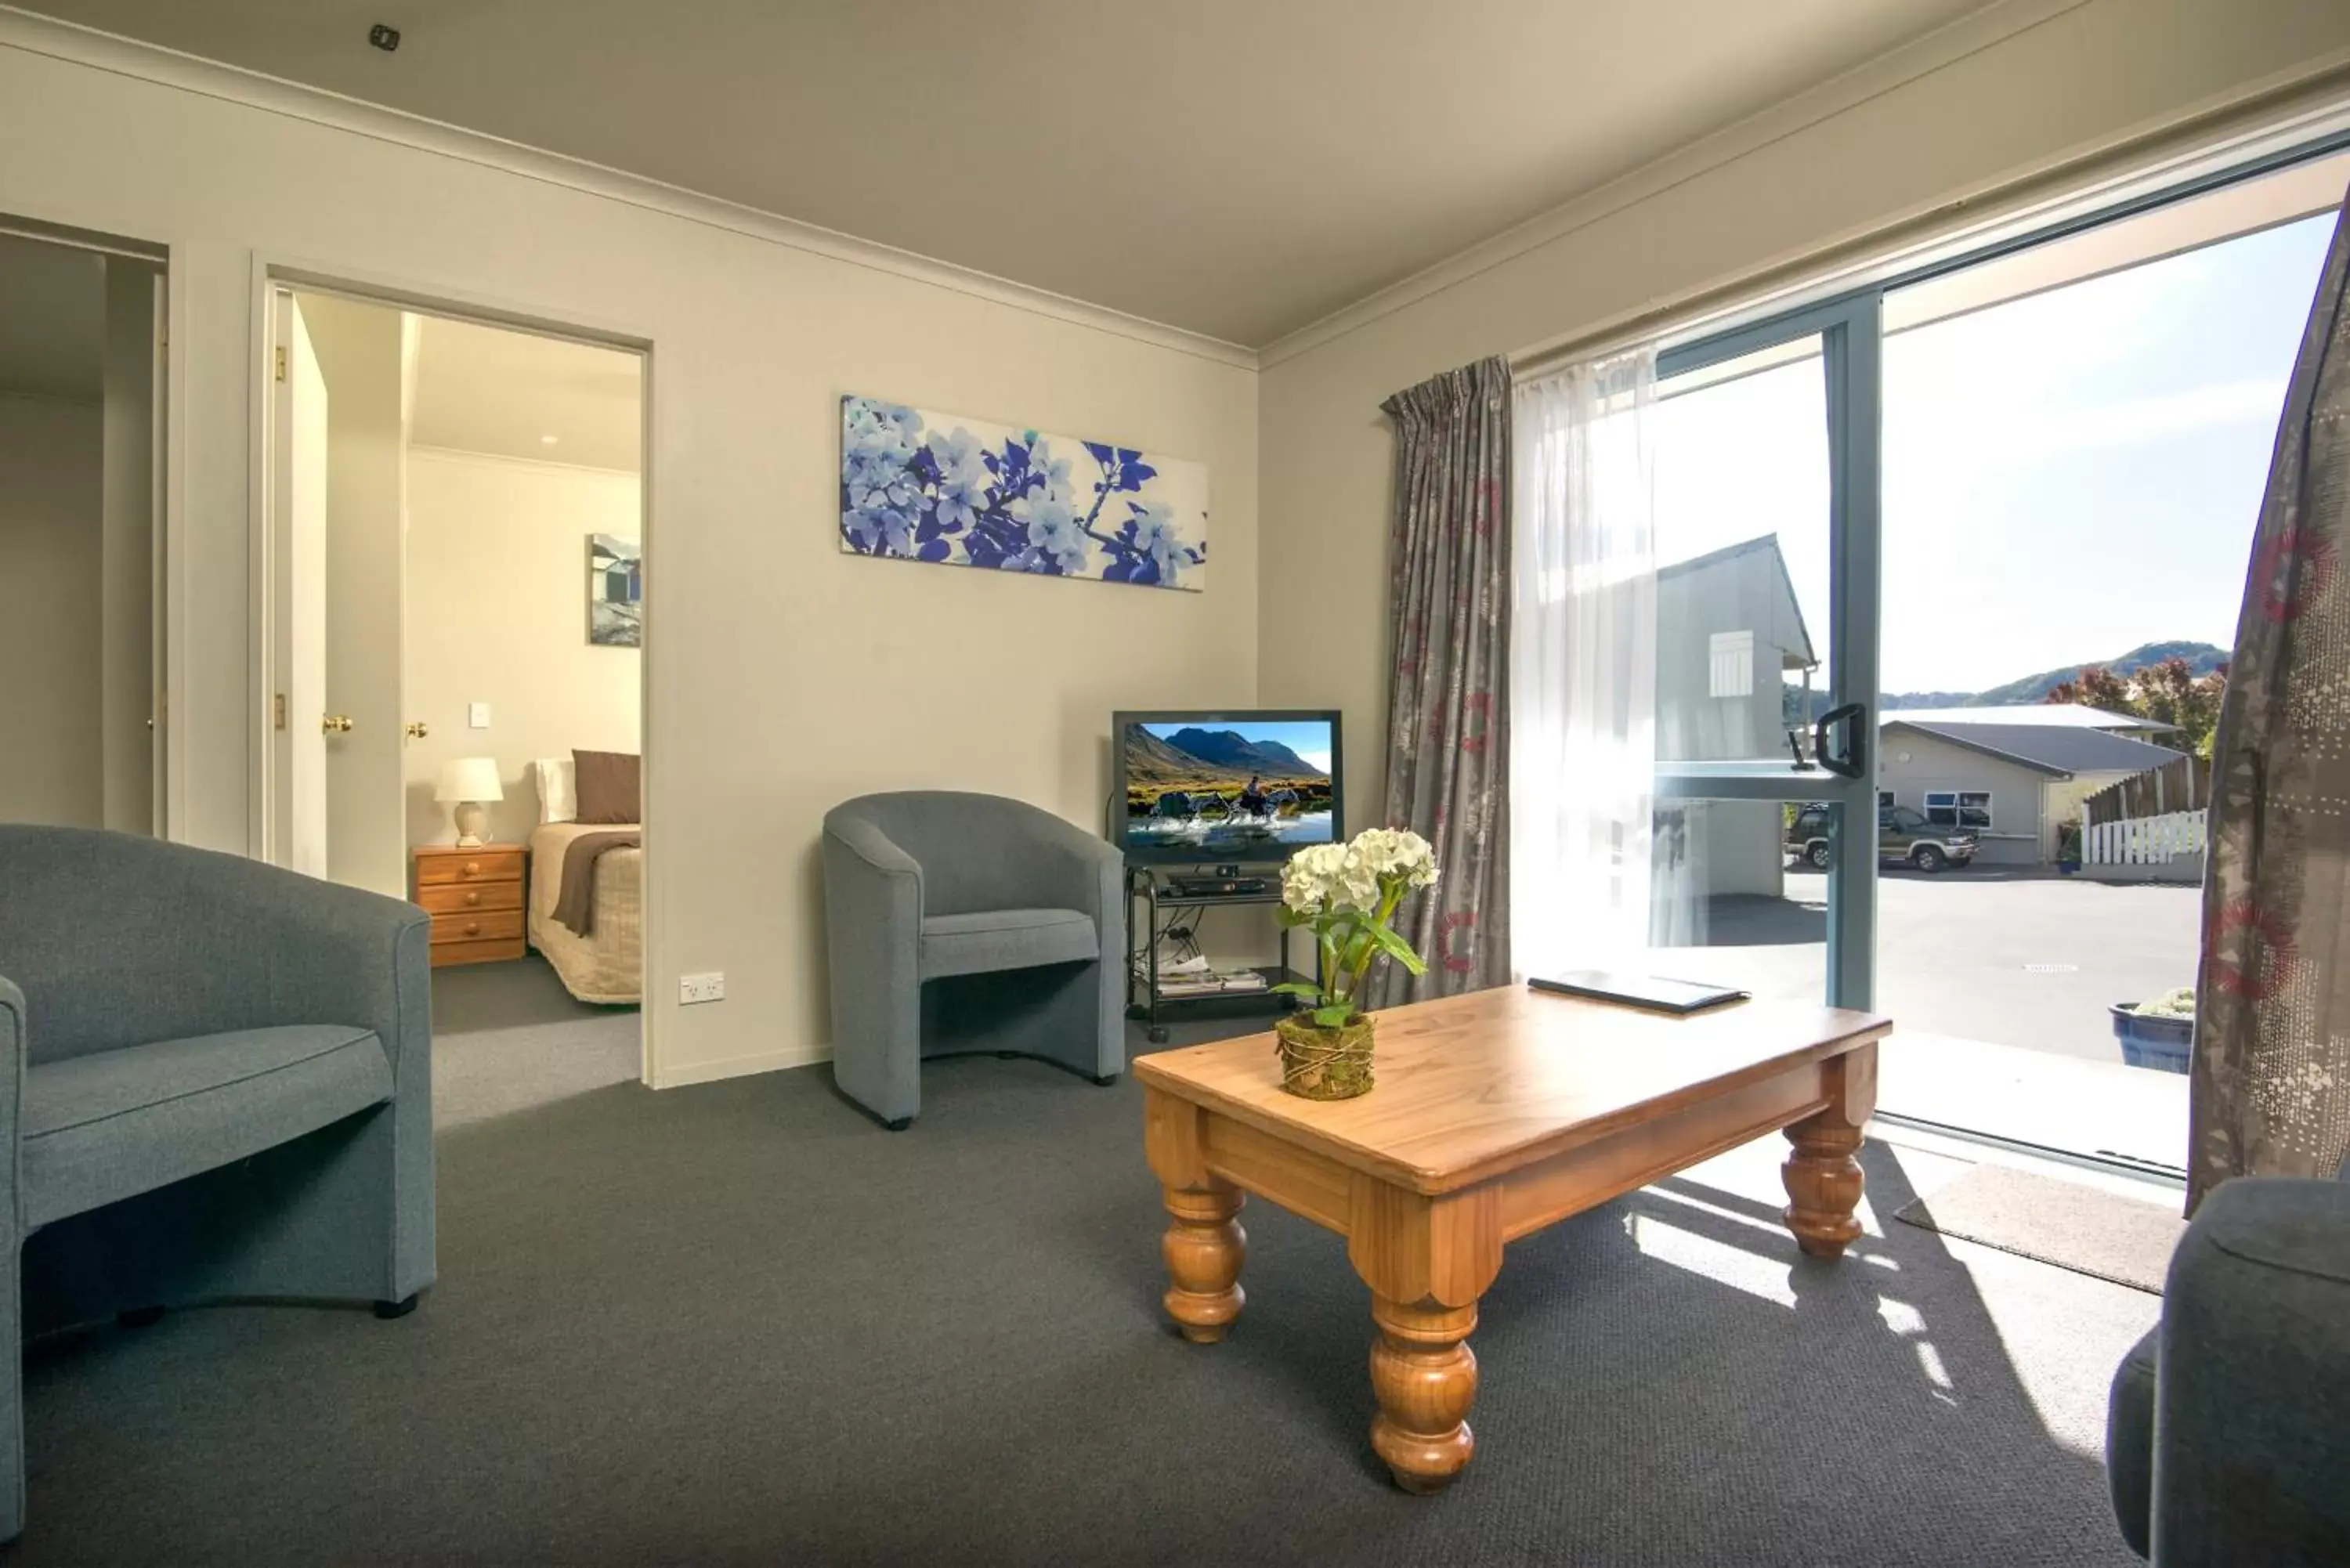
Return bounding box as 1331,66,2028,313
1136,985,1889,1494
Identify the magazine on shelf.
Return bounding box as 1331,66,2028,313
1142,963,1272,999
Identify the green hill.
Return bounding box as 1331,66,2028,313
1788,641,2230,722
1960,641,2229,707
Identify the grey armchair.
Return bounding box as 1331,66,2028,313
0,826,436,1543
2106,1154,2350,1563
822,792,1126,1129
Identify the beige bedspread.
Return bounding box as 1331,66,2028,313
528,822,642,1004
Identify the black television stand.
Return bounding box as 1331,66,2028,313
1124,865,1320,1045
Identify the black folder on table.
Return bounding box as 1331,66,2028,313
1526,970,1750,1016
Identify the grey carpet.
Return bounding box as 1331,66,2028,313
1893,1163,2187,1294
429,955,642,1129
15,1021,2157,1566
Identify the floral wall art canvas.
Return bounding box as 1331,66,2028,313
839,396,1208,591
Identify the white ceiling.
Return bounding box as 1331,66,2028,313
0,232,103,399
23,0,1998,346
409,313,641,471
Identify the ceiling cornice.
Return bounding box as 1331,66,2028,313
0,5,1263,371
1255,0,2096,369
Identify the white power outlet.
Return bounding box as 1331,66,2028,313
679,972,725,1005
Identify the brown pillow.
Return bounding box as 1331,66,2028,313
573,750,641,825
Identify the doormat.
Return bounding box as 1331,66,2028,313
1893,1164,2186,1294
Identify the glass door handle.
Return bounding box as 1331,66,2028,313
1813,703,1867,780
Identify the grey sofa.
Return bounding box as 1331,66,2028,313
2107,1154,2350,1563
822,792,1126,1129
0,826,436,1542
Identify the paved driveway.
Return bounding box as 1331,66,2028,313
1657,868,2201,1064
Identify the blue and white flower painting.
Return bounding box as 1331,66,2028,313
840,396,1208,591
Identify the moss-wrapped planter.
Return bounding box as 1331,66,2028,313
1275,1013,1376,1100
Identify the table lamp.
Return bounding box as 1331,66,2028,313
436,757,504,847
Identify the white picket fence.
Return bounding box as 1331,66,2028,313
2084,810,2207,866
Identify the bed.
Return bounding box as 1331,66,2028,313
526,757,643,1005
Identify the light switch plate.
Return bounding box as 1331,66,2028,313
679,972,725,1005
468,702,490,729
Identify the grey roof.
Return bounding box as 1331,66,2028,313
1885,720,2186,778
1878,703,2181,735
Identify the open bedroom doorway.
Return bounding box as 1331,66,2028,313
258,282,649,1125
0,220,166,838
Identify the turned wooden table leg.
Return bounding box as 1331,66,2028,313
1161,1183,1246,1342
1782,1120,1865,1257
1347,1176,1502,1494
1369,1295,1479,1494
1144,1085,1248,1342
1781,1042,1875,1259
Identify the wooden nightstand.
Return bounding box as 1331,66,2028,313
411,844,529,967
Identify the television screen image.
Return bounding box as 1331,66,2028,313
1119,715,1338,860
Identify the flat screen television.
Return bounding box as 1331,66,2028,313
1111,710,1343,866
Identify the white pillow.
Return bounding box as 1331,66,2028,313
532,757,578,825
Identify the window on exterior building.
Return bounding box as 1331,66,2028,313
1708,630,1755,699
1924,789,1991,829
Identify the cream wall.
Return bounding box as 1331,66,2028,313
1255,0,2350,827
0,393,103,826
403,449,643,849
0,28,1258,1085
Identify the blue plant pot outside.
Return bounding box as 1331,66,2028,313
2112,1004,2192,1073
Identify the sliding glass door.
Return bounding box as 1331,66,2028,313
1650,300,1880,1011
1621,137,2349,1174
1860,149,2346,1172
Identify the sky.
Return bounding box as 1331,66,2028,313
1142,719,1333,772
1650,209,2336,695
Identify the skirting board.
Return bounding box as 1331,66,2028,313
653,1042,832,1089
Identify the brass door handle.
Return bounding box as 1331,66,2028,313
322,714,354,734
406,721,429,739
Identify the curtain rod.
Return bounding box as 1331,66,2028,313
1509,68,2350,385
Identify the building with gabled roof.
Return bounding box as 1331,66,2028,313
1879,718,2187,865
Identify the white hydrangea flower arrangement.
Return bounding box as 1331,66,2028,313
1272,827,1441,1030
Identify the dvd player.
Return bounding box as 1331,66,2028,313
1170,875,1267,898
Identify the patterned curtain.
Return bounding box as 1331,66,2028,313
2189,192,2350,1212
1368,357,1513,1006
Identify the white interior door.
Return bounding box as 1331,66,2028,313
315,296,409,896
273,290,330,876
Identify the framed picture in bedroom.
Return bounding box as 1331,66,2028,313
588,533,642,647
839,395,1209,591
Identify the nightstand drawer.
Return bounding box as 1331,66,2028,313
416,850,526,887
430,909,523,946
431,937,526,968
416,882,525,916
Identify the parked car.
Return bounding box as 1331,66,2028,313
1785,804,1979,872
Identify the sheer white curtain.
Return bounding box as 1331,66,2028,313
1509,349,1665,977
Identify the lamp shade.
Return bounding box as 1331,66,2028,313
435,757,504,804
